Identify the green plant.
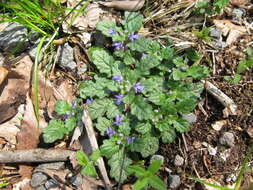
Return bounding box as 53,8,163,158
79,12,209,183
128,160,166,190
0,180,9,188
0,0,64,36
193,27,212,42
76,150,100,178
194,0,229,15
189,145,253,190
42,100,83,143
224,48,253,84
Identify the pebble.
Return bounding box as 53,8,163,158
169,175,181,189
232,8,245,20
211,120,227,131
174,155,184,166
219,132,235,147
210,28,222,39
58,43,77,71
35,186,46,190
212,40,227,49
28,38,49,60
0,23,29,53
71,174,82,187
30,172,48,188
150,155,165,164
44,179,58,189
182,113,197,124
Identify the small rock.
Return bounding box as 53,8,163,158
71,174,82,187
58,43,77,71
31,172,48,188
0,23,29,53
44,179,58,189
35,186,46,190
202,142,217,156
150,155,164,164
77,64,87,75
225,173,236,183
174,155,184,166
169,175,181,189
219,132,235,147
36,162,65,170
212,120,227,131
212,40,227,49
219,148,231,162
232,8,245,20
210,28,222,39
28,38,49,60
182,113,197,124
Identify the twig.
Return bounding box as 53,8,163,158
181,133,189,152
0,149,75,163
82,106,111,190
202,80,237,115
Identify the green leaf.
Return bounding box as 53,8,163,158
92,49,114,76
127,37,151,52
65,117,77,132
96,20,117,37
54,100,71,115
139,137,159,158
124,51,137,65
138,54,160,73
76,151,89,166
131,96,153,120
122,12,143,33
161,128,177,143
118,121,131,135
100,139,120,158
149,175,167,190
135,122,152,134
187,65,209,79
160,47,174,60
90,149,101,162
81,163,97,178
43,120,68,143
88,99,110,119
95,117,111,135
128,165,146,177
186,48,200,62
133,178,149,190
106,100,121,119
148,160,162,174
108,149,132,182
172,118,190,133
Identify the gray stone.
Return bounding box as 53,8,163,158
71,174,82,187
174,155,184,166
150,155,164,164
182,113,197,124
31,172,48,188
58,43,77,71
77,64,87,75
210,28,222,39
169,175,181,189
44,179,58,189
212,40,227,49
36,162,65,170
219,132,235,147
35,186,46,190
232,8,245,20
0,23,30,54
28,38,49,60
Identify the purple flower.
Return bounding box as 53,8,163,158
132,82,144,94
112,75,122,82
129,33,139,41
114,115,123,126
106,127,116,137
142,53,148,57
112,42,124,50
127,137,136,145
108,28,116,35
72,101,77,107
114,94,123,105
86,98,94,104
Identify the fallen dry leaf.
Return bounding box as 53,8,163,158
0,66,8,85
13,178,32,190
213,19,247,45
98,0,145,11
211,120,227,131
0,55,32,124
230,0,249,7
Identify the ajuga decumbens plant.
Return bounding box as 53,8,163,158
78,11,209,183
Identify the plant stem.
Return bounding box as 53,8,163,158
117,145,126,190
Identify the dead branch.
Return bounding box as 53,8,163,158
0,149,75,164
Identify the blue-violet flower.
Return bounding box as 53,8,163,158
114,115,123,126
129,33,139,41
112,42,124,50
108,28,116,35
106,127,116,137
114,94,123,105
127,137,136,145
86,98,94,104
132,82,144,94
112,75,122,82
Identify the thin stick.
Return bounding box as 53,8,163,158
0,149,75,163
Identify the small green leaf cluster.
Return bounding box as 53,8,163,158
42,100,83,143
193,27,212,42
194,0,229,15
128,160,166,190
79,12,209,183
224,48,253,84
76,150,100,178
